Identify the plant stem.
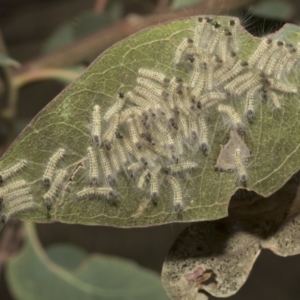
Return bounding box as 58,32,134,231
13,68,80,89
0,220,24,277
0,30,19,142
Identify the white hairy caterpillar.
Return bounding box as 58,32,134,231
216,60,248,85
138,68,169,85
3,187,31,202
136,77,165,98
0,160,27,183
218,104,244,133
77,187,116,200
137,169,151,190
110,147,123,174
267,78,297,94
43,148,65,186
103,93,125,122
99,149,114,182
102,114,120,150
1,196,35,224
257,40,285,71
193,17,212,47
245,85,262,123
43,169,68,210
207,21,222,54
188,116,199,142
248,38,273,67
165,162,198,174
234,148,247,186
0,180,27,200
127,162,143,177
126,91,151,108
87,147,99,185
198,114,209,154
190,62,207,100
120,107,145,124
200,92,227,107
165,176,184,213
127,117,143,150
150,165,162,202
174,37,194,65
189,55,203,88
91,105,102,146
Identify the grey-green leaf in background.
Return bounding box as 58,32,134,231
0,15,300,228
6,222,169,300
46,243,87,271
42,4,123,56
171,0,204,10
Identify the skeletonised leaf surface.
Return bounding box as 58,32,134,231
6,223,169,300
162,172,300,299
1,16,300,227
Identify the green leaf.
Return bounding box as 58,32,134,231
42,24,75,54
46,244,87,271
6,223,169,300
0,52,20,68
1,16,300,228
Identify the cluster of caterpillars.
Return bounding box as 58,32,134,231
80,97,200,212
0,160,34,224
79,16,299,211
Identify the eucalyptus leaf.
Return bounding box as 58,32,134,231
0,16,300,228
6,223,169,300
46,243,87,271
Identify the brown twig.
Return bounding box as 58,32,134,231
93,0,108,13
0,220,24,276
14,68,80,89
0,31,17,114
14,0,259,74
155,0,171,13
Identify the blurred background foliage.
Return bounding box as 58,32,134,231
1,0,300,299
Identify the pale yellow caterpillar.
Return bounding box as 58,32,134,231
218,104,244,133
234,148,247,186
165,176,184,213
43,169,68,210
103,93,125,122
87,147,99,185
0,160,27,183
91,105,102,146
43,148,65,186
77,187,116,200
